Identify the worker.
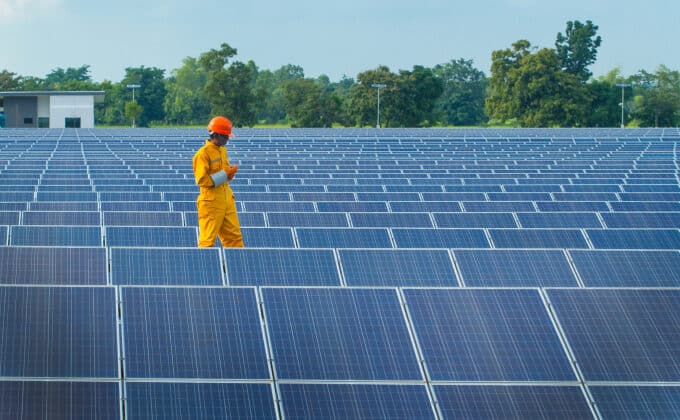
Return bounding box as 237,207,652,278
193,116,244,247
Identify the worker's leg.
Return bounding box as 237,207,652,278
218,195,244,247
197,201,222,247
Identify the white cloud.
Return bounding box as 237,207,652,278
0,0,60,22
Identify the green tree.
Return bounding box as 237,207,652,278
582,68,627,127
555,20,602,82
164,57,210,125
348,66,399,127
44,65,95,90
631,66,680,127
0,70,22,90
282,78,339,127
124,101,143,127
393,65,443,127
433,59,488,126
122,66,167,127
486,42,587,127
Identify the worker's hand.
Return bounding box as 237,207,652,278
225,165,238,180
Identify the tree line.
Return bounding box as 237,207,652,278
1,20,679,128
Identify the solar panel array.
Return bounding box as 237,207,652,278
1,127,680,419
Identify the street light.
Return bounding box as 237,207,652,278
126,84,141,128
371,83,386,128
615,83,631,128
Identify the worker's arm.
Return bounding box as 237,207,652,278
193,151,219,188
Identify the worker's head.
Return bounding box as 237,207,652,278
207,116,234,146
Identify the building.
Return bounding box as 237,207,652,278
0,91,105,128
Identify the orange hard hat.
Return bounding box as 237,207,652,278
207,116,234,137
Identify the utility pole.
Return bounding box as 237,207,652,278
126,84,141,128
615,83,631,128
371,83,386,128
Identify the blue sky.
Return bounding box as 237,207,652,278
1,0,678,82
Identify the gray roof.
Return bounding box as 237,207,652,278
0,90,105,97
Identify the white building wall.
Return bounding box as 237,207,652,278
49,95,95,128
37,96,49,118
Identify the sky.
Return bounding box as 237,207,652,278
1,0,679,83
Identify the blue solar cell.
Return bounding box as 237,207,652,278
434,213,517,228
105,226,197,247
455,249,577,287
620,192,680,201
518,212,602,228
0,211,20,225
242,202,314,212
357,192,420,201
351,212,433,228
590,386,680,419
10,226,102,246
125,382,275,419
296,228,392,248
548,289,680,381
317,201,388,212
463,201,536,212
421,192,486,201
22,211,101,225
587,229,680,249
488,192,552,201
0,202,27,211
111,248,223,285
101,201,170,211
434,385,592,419
0,192,35,202
241,227,295,247
389,201,461,212
339,249,457,286
103,211,183,226
405,289,574,381
0,247,107,285
610,201,680,212
489,229,589,249
0,381,120,420
536,201,609,212
571,250,680,287
392,228,489,248
267,212,349,227
601,212,680,228
279,384,435,420
0,286,118,377
36,192,98,201
29,202,99,211
122,287,269,379
0,227,6,245
263,287,421,380
553,192,618,201
224,248,341,286
99,192,162,201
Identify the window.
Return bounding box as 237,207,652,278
65,117,81,128
38,117,49,128
23,117,33,124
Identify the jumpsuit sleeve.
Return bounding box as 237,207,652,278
193,150,215,188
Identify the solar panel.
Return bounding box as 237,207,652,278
0,381,120,420
279,383,435,419
224,248,340,286
105,226,197,247
434,385,592,419
0,227,6,245
602,212,680,228
262,287,421,380
111,247,223,285
241,227,295,247
586,229,680,249
22,211,101,225
589,385,680,419
0,211,20,225
547,289,680,381
339,249,457,287
296,227,393,248
36,192,98,201
570,250,680,287
489,229,589,249
10,226,102,246
121,287,269,379
518,212,602,228
267,212,349,227
434,213,518,228
124,382,275,419
404,288,574,381
0,286,118,377
350,212,433,228
391,228,489,248
463,201,536,212
0,247,107,285
103,211,183,226
454,250,577,287
389,201,461,212
317,201,388,212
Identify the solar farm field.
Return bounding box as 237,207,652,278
1,127,679,419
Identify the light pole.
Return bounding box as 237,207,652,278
615,83,631,128
371,83,386,128
126,84,141,128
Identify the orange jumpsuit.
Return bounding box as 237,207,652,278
192,140,244,247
